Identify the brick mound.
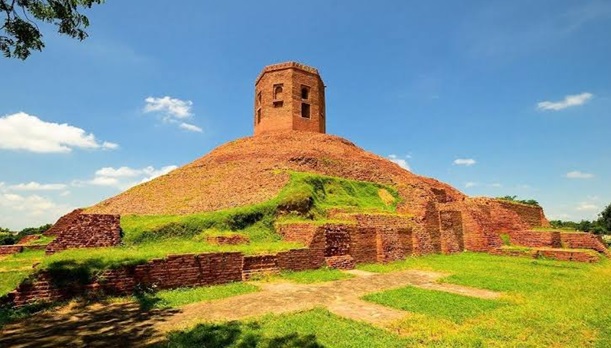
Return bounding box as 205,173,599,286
0,245,23,256
507,230,610,257
45,213,122,254
82,131,549,253
44,209,83,236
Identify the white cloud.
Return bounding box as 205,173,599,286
144,96,193,119
143,96,202,133
490,183,502,188
102,141,120,150
0,112,118,153
537,92,593,111
465,182,478,188
82,165,178,190
8,182,67,191
576,202,599,211
388,154,411,170
0,191,73,230
566,170,594,179
179,122,203,133
453,158,476,166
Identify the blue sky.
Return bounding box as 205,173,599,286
1,0,610,229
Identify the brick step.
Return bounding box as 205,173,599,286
491,247,600,263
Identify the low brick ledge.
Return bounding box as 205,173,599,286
490,247,601,263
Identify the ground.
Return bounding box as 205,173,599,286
1,252,610,347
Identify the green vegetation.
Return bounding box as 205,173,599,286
122,171,398,245
549,202,611,235
276,268,354,284
364,286,506,323
497,195,540,206
355,252,611,346
154,283,259,308
500,233,510,245
159,308,407,348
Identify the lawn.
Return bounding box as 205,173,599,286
161,252,611,347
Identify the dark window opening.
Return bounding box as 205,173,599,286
257,109,261,124
301,86,310,99
301,103,311,118
257,92,262,105
273,101,284,108
273,84,283,100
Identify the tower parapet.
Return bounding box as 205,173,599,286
254,62,326,135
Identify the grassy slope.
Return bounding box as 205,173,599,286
0,172,397,297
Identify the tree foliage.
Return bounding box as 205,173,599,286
599,202,611,232
497,195,540,207
550,203,611,235
1,0,103,59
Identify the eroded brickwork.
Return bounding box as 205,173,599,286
560,232,610,256
509,231,562,248
207,234,250,245
242,255,279,280
0,245,23,255
439,210,464,254
45,213,122,254
44,209,83,236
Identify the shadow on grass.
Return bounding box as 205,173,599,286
158,321,323,348
0,300,178,347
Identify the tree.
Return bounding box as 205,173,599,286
598,202,611,233
1,0,103,60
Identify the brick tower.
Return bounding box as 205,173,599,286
254,62,326,136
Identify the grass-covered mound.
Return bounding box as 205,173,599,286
0,172,398,298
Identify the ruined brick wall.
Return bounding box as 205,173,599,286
276,222,326,270
207,234,250,245
536,249,600,263
17,235,41,245
324,224,352,256
242,255,278,280
254,62,325,136
348,227,378,263
509,231,562,248
439,210,464,254
0,245,23,255
496,200,550,228
413,202,442,255
44,209,83,236
45,213,122,254
560,232,610,256
8,252,244,306
376,228,412,262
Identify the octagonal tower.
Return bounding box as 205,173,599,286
254,62,326,136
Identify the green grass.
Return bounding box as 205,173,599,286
276,268,354,284
356,252,611,347
155,283,259,308
0,250,45,296
121,171,399,245
159,308,409,348
364,286,506,323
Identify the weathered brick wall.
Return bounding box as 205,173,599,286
0,245,23,255
536,249,599,263
8,252,244,306
496,200,550,228
44,209,83,236
348,227,378,263
45,213,122,254
242,255,278,280
276,248,324,271
490,247,600,263
509,231,562,248
376,228,411,262
560,232,610,256
439,210,464,254
413,202,442,255
324,224,352,257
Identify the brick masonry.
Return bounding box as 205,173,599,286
0,245,23,255
508,230,562,248
44,209,83,236
490,247,600,263
45,213,122,254
207,234,250,245
254,62,326,136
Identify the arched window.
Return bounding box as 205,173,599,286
273,84,283,100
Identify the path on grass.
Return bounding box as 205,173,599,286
0,269,501,347
158,269,501,331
